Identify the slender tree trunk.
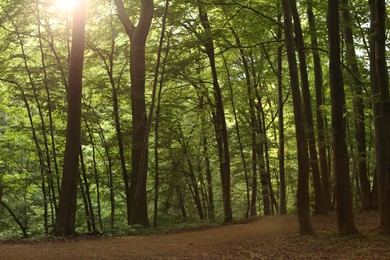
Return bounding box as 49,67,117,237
228,27,256,217
260,104,278,215
1,201,28,238
199,96,215,222
198,3,233,223
223,50,251,218
179,129,205,220
54,0,85,236
80,147,97,232
4,10,50,233
282,0,313,235
79,149,92,232
372,0,390,235
327,0,358,235
340,0,371,210
91,10,129,226
290,0,326,215
36,2,61,208
277,11,286,215
97,122,115,229
253,104,271,216
84,120,103,231
369,0,380,211
176,187,188,222
306,0,332,211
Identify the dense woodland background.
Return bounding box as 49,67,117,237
0,0,390,238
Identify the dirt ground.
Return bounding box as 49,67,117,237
0,211,389,259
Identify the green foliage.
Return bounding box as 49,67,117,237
0,0,380,239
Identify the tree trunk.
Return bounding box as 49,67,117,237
1,201,28,238
277,10,286,215
282,0,313,235
291,0,326,215
152,0,170,228
198,4,233,223
179,128,205,220
306,0,332,211
327,0,358,235
115,0,154,226
200,96,215,222
79,149,93,232
369,0,380,211
372,0,390,235
54,0,85,236
340,0,371,210
97,123,116,229
36,1,61,208
228,26,256,218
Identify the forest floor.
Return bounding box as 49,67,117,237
0,211,389,259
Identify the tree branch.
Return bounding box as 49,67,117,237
114,0,135,37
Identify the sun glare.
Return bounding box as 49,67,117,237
56,0,79,11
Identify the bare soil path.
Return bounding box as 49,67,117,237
0,211,389,259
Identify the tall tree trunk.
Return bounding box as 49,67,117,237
115,0,154,226
228,26,256,217
54,0,85,236
282,0,313,235
306,0,332,211
327,0,358,235
340,0,371,210
199,95,215,222
198,3,233,223
372,0,390,234
222,50,251,218
36,2,61,206
152,0,170,228
369,0,380,211
4,10,50,233
277,11,286,215
290,0,326,215
90,10,128,227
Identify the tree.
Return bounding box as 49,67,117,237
290,0,326,215
370,0,390,235
282,0,313,235
340,0,371,210
306,0,332,210
327,0,358,235
114,0,153,226
54,0,86,236
198,2,233,223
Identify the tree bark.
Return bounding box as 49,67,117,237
277,10,286,215
54,0,85,236
291,0,326,215
340,0,371,210
306,0,332,211
282,0,313,235
327,0,358,235
115,0,154,226
372,0,390,235
198,3,233,223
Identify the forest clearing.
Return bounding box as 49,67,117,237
0,211,389,259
